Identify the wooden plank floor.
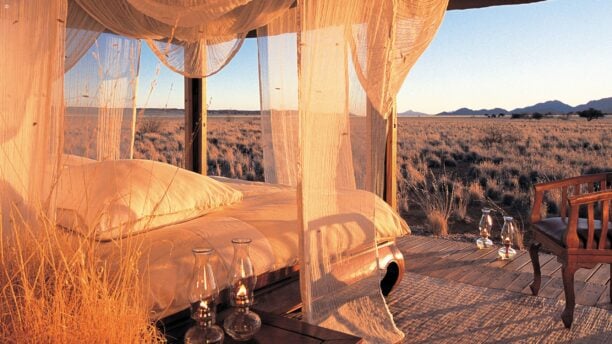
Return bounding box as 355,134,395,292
398,235,611,310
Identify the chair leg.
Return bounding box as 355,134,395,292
529,242,541,295
610,264,611,304
561,265,577,329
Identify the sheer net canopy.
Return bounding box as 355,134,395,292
1,0,447,342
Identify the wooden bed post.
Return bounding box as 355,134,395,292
184,77,207,174
384,102,398,210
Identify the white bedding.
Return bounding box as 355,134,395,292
95,178,409,319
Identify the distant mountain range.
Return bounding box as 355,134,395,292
398,109,430,117
405,96,612,116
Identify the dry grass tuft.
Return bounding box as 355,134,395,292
453,182,471,223
0,208,163,343
407,170,455,237
468,181,485,202
426,211,449,237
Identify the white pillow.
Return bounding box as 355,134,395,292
55,159,243,241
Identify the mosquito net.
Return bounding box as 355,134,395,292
0,1,66,227
1,1,448,342
64,34,141,161
256,8,299,186
295,0,445,340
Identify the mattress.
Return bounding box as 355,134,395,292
96,178,410,319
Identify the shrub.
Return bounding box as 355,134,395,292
502,177,518,191
501,193,516,207
138,117,162,134
577,107,605,121
479,176,489,189
492,157,504,164
511,194,531,213
451,152,464,162
518,174,531,191
502,166,521,177
582,166,611,175
426,155,442,168
443,158,457,167
486,186,502,201
464,151,483,164
468,166,482,180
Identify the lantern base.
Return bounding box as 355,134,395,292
223,307,261,341
184,323,224,344
498,246,517,260
476,237,493,249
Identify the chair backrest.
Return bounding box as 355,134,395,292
558,174,610,222
532,173,610,224
566,189,611,250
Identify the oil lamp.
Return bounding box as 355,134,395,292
223,238,261,341
476,208,494,249
498,216,517,260
184,248,224,344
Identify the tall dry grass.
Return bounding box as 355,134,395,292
405,169,456,236
0,207,163,343
453,181,471,223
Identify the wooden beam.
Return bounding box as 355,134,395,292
447,0,544,10
184,77,206,174
243,0,546,38
384,102,398,210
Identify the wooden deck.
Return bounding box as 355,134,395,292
398,235,611,310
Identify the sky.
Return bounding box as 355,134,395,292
136,0,612,114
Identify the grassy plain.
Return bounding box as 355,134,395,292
133,115,611,244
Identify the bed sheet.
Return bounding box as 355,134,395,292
96,178,409,319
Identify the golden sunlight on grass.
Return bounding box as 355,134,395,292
0,209,163,343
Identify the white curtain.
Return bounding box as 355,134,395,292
295,0,447,341
64,34,141,161
0,0,66,227
65,0,105,72
256,8,299,186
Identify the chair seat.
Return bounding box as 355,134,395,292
533,217,612,249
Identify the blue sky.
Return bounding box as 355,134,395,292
137,0,612,114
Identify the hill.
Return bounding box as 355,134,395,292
398,109,430,117
511,100,573,114
574,97,612,113
438,107,508,116
435,96,611,116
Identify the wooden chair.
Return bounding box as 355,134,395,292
529,172,611,328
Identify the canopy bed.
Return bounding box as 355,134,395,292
55,158,409,320
0,0,543,342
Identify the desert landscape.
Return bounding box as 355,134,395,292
129,113,611,246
